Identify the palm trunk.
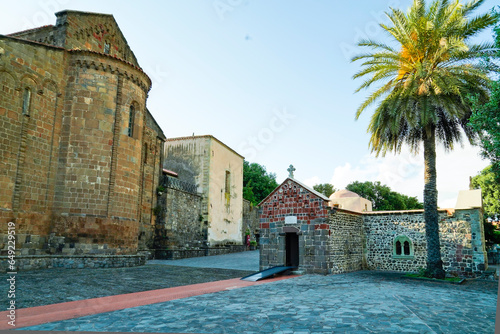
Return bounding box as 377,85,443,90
423,126,445,279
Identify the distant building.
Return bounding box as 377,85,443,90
163,135,244,246
0,10,165,270
329,189,372,212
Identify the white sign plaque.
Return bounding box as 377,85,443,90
285,216,297,225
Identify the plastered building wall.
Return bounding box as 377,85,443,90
164,135,244,246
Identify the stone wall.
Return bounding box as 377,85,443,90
327,209,365,274
259,178,331,273
363,208,487,277
158,187,204,250
0,254,145,272
242,199,260,244
154,245,246,260
0,11,164,267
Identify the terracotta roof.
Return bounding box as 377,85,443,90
0,34,65,50
258,177,330,207
6,25,54,36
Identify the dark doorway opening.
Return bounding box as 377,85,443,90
285,233,299,267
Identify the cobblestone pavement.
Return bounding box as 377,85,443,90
21,271,498,333
1,264,253,309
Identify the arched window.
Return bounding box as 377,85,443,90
404,241,410,256
393,235,414,259
128,105,135,137
395,241,402,255
22,87,31,115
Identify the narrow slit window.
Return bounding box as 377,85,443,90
104,42,111,54
128,105,135,137
225,171,231,195
22,87,31,115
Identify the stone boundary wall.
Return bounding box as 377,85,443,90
0,254,146,272
327,209,365,274
363,208,487,277
242,200,260,243
154,245,246,260
158,187,204,250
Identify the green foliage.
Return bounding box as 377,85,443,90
153,205,162,216
313,183,336,198
346,181,423,211
483,219,500,244
351,0,498,278
469,20,500,179
243,161,279,206
352,0,498,156
471,165,500,219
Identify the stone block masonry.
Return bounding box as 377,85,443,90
0,10,165,270
259,177,488,277
0,254,145,272
364,208,487,277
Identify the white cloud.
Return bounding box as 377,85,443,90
302,176,321,188
328,143,489,208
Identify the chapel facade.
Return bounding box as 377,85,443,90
259,174,488,277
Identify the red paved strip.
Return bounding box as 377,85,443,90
1,275,296,330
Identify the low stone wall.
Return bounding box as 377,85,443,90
242,200,261,243
0,254,146,272
327,210,365,274
363,208,487,277
154,245,246,260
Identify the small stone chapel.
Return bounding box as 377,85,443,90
258,166,488,277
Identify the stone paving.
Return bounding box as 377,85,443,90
2,264,253,309
19,270,499,333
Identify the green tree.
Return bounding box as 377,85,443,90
243,161,279,206
346,181,423,211
352,0,498,278
313,183,336,197
471,165,500,219
469,20,500,179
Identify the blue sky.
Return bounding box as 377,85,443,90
1,0,497,208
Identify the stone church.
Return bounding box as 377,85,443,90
0,10,165,269
259,167,488,277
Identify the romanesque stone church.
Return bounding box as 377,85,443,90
0,10,165,268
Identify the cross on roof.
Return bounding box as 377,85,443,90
287,164,296,178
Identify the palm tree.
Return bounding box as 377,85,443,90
352,0,499,278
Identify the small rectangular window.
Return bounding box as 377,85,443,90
104,42,110,54
128,106,135,137
22,88,31,115
225,171,230,195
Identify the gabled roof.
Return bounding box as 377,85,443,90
258,177,330,207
